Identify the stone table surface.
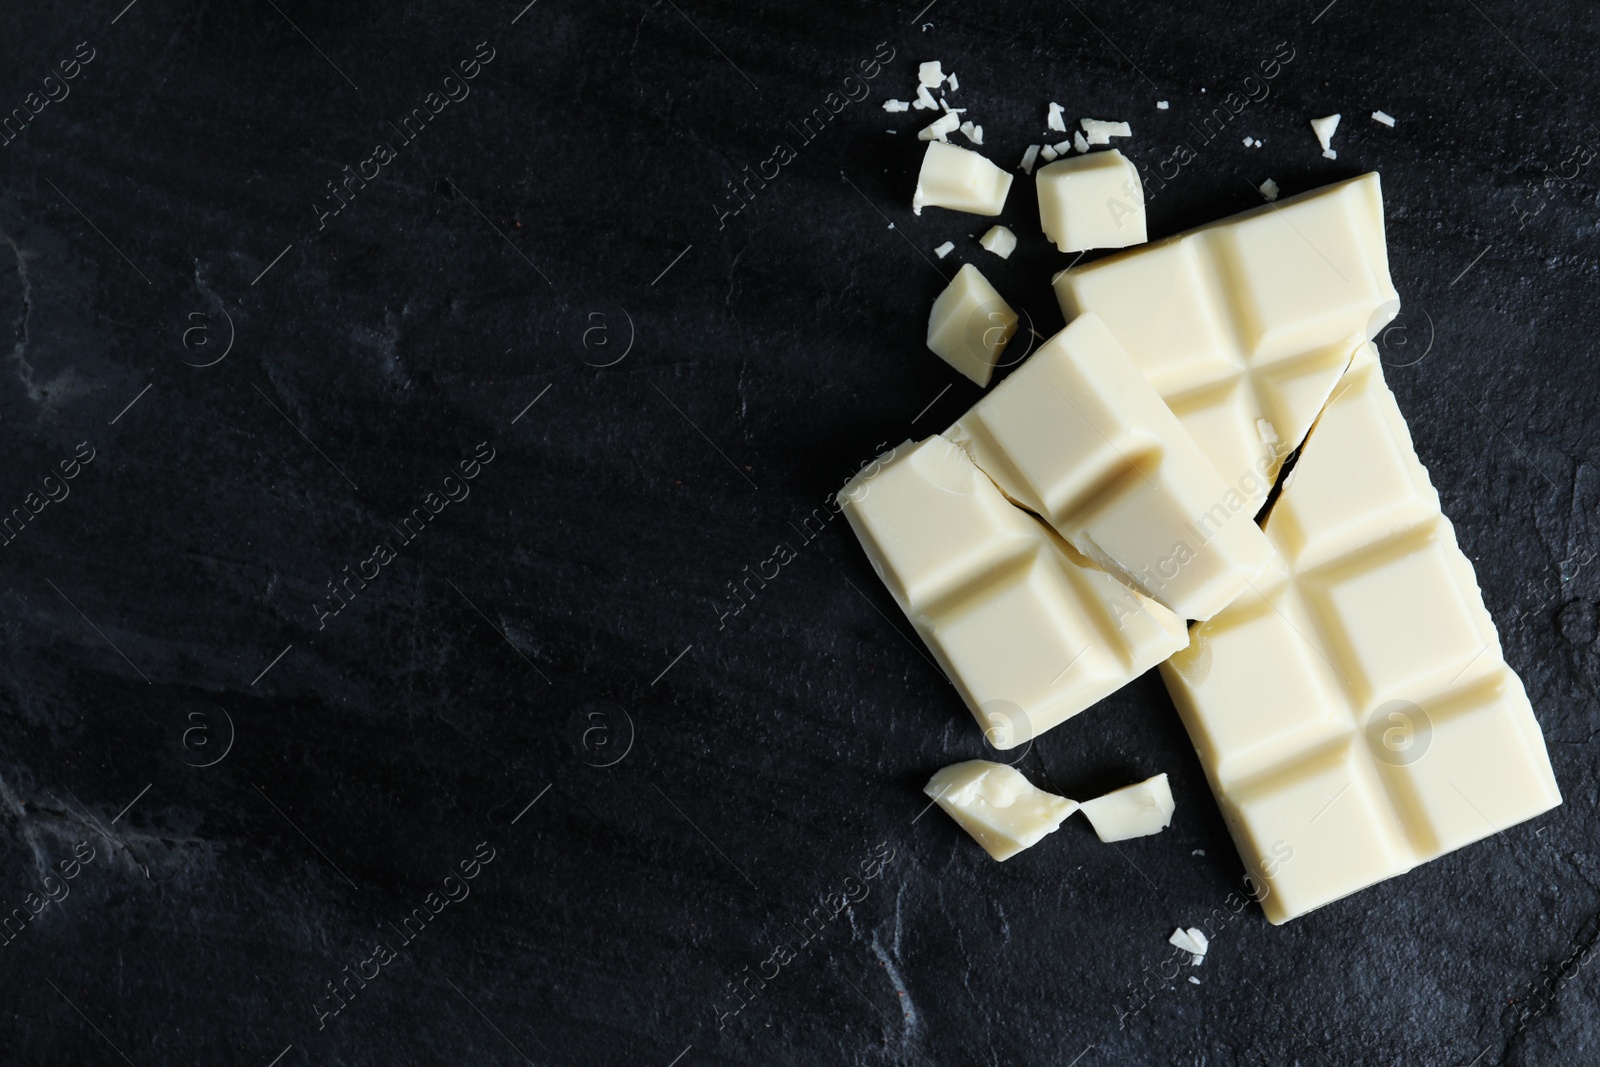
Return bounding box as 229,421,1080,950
0,1,1597,1064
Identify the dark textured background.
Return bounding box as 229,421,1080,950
0,1,1595,1064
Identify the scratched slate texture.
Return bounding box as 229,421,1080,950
0,0,1596,1064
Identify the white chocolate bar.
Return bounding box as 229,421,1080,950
1054,173,1400,513
1035,148,1147,254
946,313,1276,622
841,436,1187,748
926,263,1016,387
913,141,1013,217
1161,345,1560,923
925,761,1078,860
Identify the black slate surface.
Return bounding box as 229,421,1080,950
0,1,1596,1064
